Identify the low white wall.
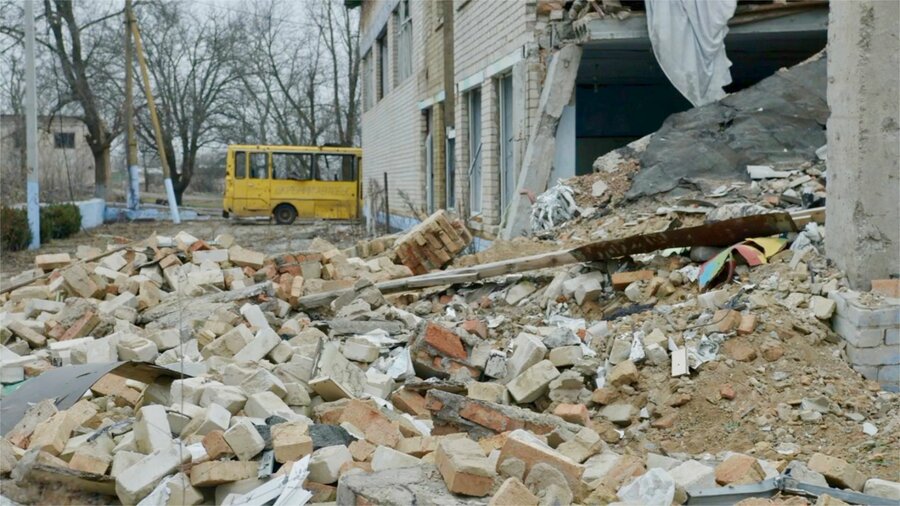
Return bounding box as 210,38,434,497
74,198,105,230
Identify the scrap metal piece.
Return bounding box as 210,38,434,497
573,212,797,262
686,475,896,505
0,361,188,436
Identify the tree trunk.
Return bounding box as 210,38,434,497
92,146,110,200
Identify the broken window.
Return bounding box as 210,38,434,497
249,153,268,179
272,152,313,181
396,0,412,83
316,154,356,182
54,132,75,149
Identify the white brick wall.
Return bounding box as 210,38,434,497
360,0,428,218
359,0,539,228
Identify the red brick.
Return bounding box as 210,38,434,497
461,319,488,339
553,403,590,426
423,323,468,359
459,403,524,433
59,311,100,341
737,314,757,335
719,384,736,400
390,389,430,418
871,279,900,298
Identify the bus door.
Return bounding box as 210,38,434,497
237,152,270,214
314,153,358,219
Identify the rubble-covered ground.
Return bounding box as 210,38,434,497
2,55,898,506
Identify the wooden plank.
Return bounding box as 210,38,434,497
297,212,798,309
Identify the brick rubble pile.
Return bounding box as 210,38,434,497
0,213,898,506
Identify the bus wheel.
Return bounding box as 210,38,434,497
273,204,297,225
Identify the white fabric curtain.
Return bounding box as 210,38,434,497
646,0,737,107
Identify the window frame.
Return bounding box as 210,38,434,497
54,131,75,149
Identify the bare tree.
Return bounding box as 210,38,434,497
133,1,240,204
308,0,360,147
42,0,123,200
230,0,359,148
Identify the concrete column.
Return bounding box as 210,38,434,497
825,0,900,290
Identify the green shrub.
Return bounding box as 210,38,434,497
40,203,81,242
0,207,32,251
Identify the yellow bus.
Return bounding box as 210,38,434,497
222,144,362,224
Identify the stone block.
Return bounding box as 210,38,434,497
201,430,233,460
505,333,548,381
496,429,584,493
192,249,228,264
608,360,639,386
341,339,380,363
507,360,560,403
180,403,230,437
467,382,509,404
371,445,421,472
28,411,75,456
199,384,247,414
35,253,72,271
611,270,653,290
116,445,190,504
223,418,265,461
553,403,590,426
715,454,766,485
244,391,294,420
435,437,494,497
549,345,582,367
272,422,312,463
232,328,281,363
229,246,266,269
489,477,539,506
308,445,353,484
239,303,271,330
668,460,716,492
863,478,900,501
808,453,866,491
190,460,258,487
134,405,172,454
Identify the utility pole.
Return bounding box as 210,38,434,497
24,0,40,250
124,0,140,211
130,11,180,224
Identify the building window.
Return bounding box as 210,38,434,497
467,88,482,216
377,32,389,100
363,52,374,111
395,0,412,83
54,132,75,149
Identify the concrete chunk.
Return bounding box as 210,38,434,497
507,360,560,403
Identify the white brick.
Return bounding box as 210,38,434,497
232,328,281,363
134,405,172,454
223,418,265,461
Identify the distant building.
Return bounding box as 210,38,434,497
0,114,95,200
353,0,827,242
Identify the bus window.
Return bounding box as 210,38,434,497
273,152,314,180
316,154,356,181
234,151,246,178
249,153,268,179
